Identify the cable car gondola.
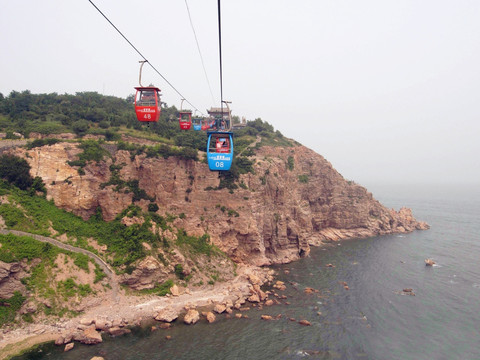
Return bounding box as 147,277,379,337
201,119,210,131
207,131,233,171
134,86,161,122
178,98,192,130
179,110,192,130
192,117,203,131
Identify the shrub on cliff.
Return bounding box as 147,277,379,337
298,174,309,183
67,140,110,169
26,138,60,149
174,130,207,151
140,279,173,296
148,203,159,213
235,156,255,174
174,264,185,279
78,140,109,162
0,291,26,326
0,154,34,190
176,230,221,257
287,156,295,170
145,143,198,161
72,119,90,136
101,167,154,202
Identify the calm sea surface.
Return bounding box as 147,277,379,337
14,184,480,360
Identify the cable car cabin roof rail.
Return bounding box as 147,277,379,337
135,86,161,91
207,107,231,116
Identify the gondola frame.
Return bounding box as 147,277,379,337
134,86,161,122
207,131,234,171
192,117,203,131
179,110,192,130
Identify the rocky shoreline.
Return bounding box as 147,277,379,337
0,265,273,360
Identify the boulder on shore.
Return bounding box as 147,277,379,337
248,293,260,303
94,318,111,331
154,307,179,323
273,281,286,291
73,326,102,344
184,309,200,325
213,303,227,314
55,336,65,346
205,312,216,323
248,274,262,285
108,326,132,336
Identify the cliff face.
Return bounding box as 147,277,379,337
0,260,27,299
17,141,428,266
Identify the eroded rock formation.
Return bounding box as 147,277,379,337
0,260,27,298
14,140,428,266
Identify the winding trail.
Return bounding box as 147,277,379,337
0,229,119,302
237,135,261,157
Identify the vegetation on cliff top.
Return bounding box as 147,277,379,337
0,90,290,150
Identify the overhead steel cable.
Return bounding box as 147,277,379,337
217,0,224,116
87,0,203,115
184,0,216,107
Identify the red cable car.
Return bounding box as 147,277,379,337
179,110,192,130
201,118,210,131
134,86,161,122
216,136,230,153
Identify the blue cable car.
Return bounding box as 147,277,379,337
192,117,203,131
207,131,233,171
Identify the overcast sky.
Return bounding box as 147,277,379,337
1,0,479,187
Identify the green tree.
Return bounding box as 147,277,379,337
72,119,90,136
0,155,34,190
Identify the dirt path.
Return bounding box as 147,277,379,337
237,135,261,156
0,229,119,302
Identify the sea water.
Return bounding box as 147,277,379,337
13,184,480,360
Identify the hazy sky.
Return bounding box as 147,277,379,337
1,0,479,186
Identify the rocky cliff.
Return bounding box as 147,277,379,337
15,139,428,267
